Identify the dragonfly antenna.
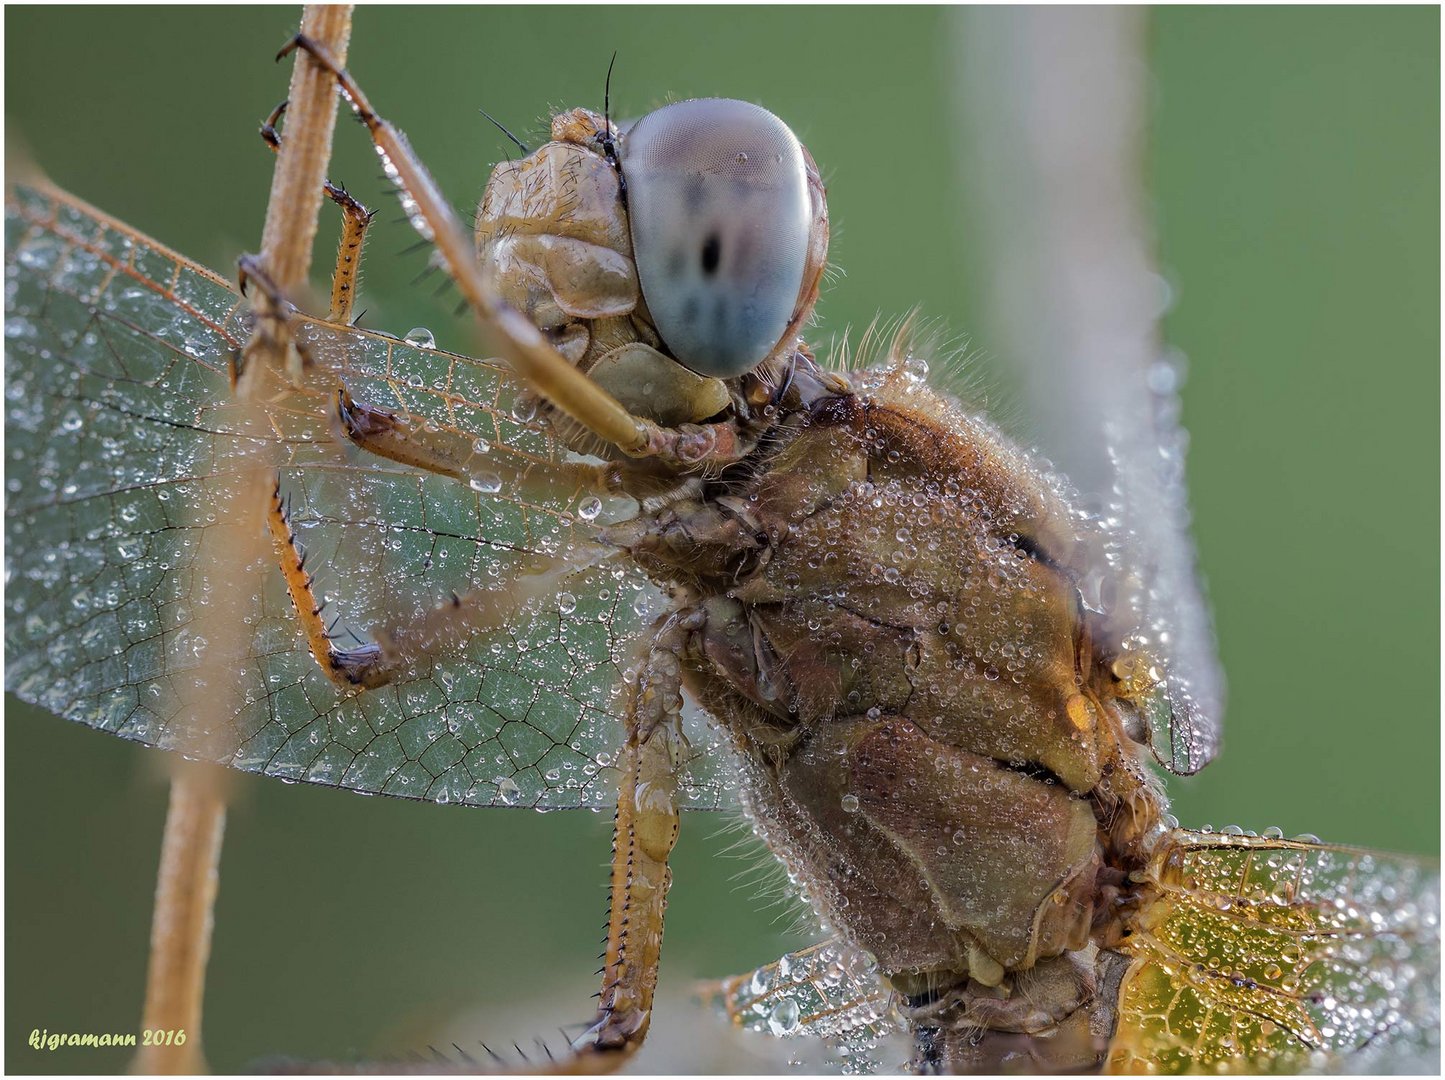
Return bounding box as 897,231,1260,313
601,50,625,203
604,51,618,134
479,109,529,156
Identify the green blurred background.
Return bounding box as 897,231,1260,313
5,6,1437,1073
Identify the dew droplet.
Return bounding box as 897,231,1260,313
577,496,603,522
469,472,502,494
403,326,436,349
767,997,801,1036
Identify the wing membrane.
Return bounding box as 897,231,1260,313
1109,828,1440,1073
703,938,900,1056
4,181,736,809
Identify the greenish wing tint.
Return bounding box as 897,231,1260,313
3,181,737,810
1109,829,1441,1073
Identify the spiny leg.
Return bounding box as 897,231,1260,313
228,179,616,697
266,476,384,687
321,182,372,325
266,475,611,691
277,33,754,472
269,611,698,1075
555,608,699,1073
260,97,377,325
234,252,313,386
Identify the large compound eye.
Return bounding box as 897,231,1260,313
620,98,811,379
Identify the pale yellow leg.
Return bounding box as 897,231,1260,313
334,385,618,497
553,609,698,1072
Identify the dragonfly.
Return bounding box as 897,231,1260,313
5,6,1439,1075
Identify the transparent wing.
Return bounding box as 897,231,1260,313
4,180,736,809
952,9,1223,774
702,939,901,1068
1108,828,1440,1073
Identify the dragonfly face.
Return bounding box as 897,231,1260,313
6,7,1437,1073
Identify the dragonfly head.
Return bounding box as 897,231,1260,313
475,99,828,434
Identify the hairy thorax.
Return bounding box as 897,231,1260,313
616,358,1166,1030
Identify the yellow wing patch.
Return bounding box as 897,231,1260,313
1109,829,1439,1073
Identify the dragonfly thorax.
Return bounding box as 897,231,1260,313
607,339,1167,1027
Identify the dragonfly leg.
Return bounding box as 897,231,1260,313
332,384,619,498
266,474,615,691
551,607,699,1072
257,610,695,1075
229,255,627,500
265,475,386,687
331,379,708,506
320,183,373,325
275,33,760,474
259,98,377,325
